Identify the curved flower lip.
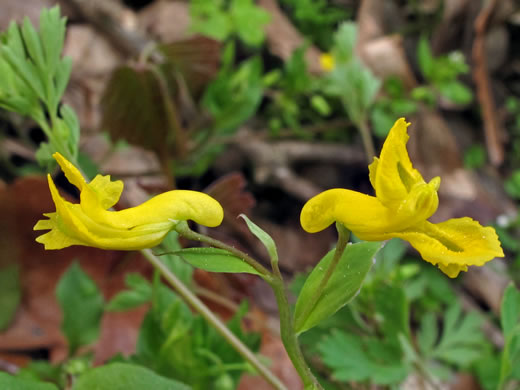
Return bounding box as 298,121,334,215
300,118,504,277
34,153,224,250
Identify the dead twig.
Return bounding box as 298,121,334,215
231,129,365,201
472,0,504,166
61,0,159,60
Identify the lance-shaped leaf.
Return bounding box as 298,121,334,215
173,247,263,277
239,214,278,263
294,241,381,334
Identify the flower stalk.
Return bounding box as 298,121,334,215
175,223,322,389
141,248,287,390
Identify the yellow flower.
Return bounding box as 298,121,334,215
34,153,224,250
320,53,335,72
300,118,504,277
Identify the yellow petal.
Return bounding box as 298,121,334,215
301,188,432,236
392,218,504,278
108,190,224,228
53,152,85,191
88,174,124,209
34,212,84,249
372,118,425,208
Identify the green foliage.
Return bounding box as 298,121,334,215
318,329,408,385
0,372,59,390
73,363,190,390
173,247,263,276
417,304,487,369
264,46,332,137
0,6,78,166
56,262,104,355
293,242,382,334
190,0,270,47
17,361,65,387
505,170,520,199
295,241,492,388
416,36,472,105
464,144,487,170
279,0,350,48
202,45,263,133
371,78,417,138
323,23,380,127
133,285,259,389
498,283,520,387
157,231,194,286
0,264,21,330
106,274,153,312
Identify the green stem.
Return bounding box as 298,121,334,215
141,248,287,390
295,222,350,328
270,276,323,390
358,117,376,163
175,221,273,281
176,223,322,389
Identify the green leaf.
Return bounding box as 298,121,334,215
437,81,472,104
374,283,410,341
21,17,45,71
417,312,438,355
157,231,193,286
17,361,63,386
310,95,331,116
190,1,232,41
430,304,486,366
0,264,21,330
294,241,382,334
73,363,190,390
106,274,152,311
325,60,380,125
239,214,278,263
0,373,59,390
56,262,104,354
40,6,67,75
333,22,357,63
464,144,487,170
418,36,434,80
173,247,263,276
230,0,270,47
317,330,408,385
202,55,263,133
501,283,520,339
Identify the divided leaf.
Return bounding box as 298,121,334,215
317,330,408,385
418,303,486,367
